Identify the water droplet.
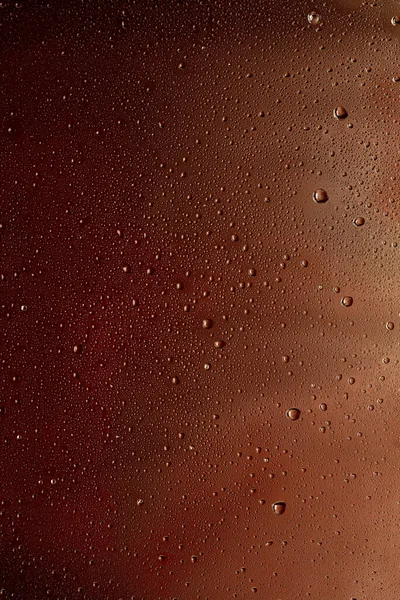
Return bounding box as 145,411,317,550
319,403,327,411
282,355,290,363
214,340,225,348
334,106,348,119
202,319,213,329
353,217,365,226
172,376,180,384
137,499,144,506
272,501,286,515
191,555,197,563
286,408,301,420
307,11,320,25
341,296,353,307
391,16,400,26
73,344,83,354
386,322,394,330
21,305,27,311
313,189,328,203
300,259,308,267
248,268,256,276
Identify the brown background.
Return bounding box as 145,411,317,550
1,1,399,598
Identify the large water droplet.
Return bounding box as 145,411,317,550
214,340,225,348
307,11,320,25
334,106,348,119
353,217,365,226
313,189,328,203
202,319,213,329
286,408,301,420
391,16,400,26
341,296,353,307
272,501,286,515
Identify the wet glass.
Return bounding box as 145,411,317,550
1,1,399,598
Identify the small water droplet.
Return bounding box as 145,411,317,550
286,408,301,420
319,403,327,411
386,321,394,330
353,217,365,226
341,296,353,307
21,305,27,311
313,189,328,203
272,501,286,515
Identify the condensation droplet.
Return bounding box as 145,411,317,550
313,189,328,203
353,217,365,226
272,501,286,515
334,106,348,119
286,408,301,421
391,16,400,26
307,11,320,25
386,322,394,330
341,296,353,307
202,319,213,329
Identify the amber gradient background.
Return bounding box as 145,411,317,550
1,1,400,598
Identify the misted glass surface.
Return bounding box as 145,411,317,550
1,1,399,599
